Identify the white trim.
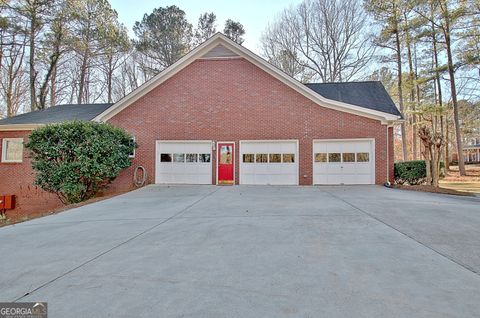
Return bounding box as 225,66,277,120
312,138,376,185
239,139,299,185
1,138,24,163
216,141,236,185
94,33,402,123
312,138,376,142
0,124,43,131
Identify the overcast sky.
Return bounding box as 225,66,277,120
109,0,303,53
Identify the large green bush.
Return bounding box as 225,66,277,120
25,121,136,204
394,160,427,185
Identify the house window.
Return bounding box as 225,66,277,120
220,146,232,164
1,138,24,163
269,153,282,163
129,137,136,158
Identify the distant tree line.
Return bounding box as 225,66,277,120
0,1,245,115
261,0,480,175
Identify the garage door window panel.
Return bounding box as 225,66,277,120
199,154,211,162
342,153,355,162
173,153,185,162
161,154,172,162
357,152,369,162
186,154,198,163
315,153,327,162
256,154,268,163
283,154,295,163
328,153,341,162
269,153,281,163
243,154,254,163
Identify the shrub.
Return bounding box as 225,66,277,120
25,121,136,204
394,160,426,185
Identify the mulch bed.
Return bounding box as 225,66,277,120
0,189,133,227
392,184,476,197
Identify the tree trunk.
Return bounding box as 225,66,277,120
443,16,466,175
431,16,449,170
77,50,89,104
394,14,407,161
38,50,60,109
50,63,57,106
29,12,37,111
404,11,418,160
107,55,113,103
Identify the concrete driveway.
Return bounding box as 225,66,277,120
1,185,480,317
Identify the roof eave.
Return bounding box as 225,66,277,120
0,123,45,131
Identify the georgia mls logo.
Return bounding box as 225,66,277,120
0,302,47,318
32,303,47,315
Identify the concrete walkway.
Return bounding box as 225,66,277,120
1,185,479,317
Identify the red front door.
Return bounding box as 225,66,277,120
218,142,235,185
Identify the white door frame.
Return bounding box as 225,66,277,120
155,140,213,184
239,139,299,185
312,138,375,185
216,141,236,185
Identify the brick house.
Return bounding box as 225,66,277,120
0,33,402,219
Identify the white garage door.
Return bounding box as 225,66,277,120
156,141,212,184
313,139,375,185
240,140,298,185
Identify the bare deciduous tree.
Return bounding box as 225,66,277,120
261,0,374,82
0,27,28,117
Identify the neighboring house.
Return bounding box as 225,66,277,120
0,33,402,218
452,137,480,163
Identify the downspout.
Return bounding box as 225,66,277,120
385,124,391,187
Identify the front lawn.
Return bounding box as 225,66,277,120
439,164,480,194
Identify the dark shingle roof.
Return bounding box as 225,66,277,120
0,82,400,126
305,81,402,117
0,103,113,125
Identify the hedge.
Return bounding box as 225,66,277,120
394,160,426,185
394,160,445,185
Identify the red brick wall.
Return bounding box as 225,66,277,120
108,57,393,188
0,57,395,219
0,131,62,219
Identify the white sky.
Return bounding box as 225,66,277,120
109,0,303,53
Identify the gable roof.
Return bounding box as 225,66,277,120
0,104,112,131
305,82,402,117
93,33,402,124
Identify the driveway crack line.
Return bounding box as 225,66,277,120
13,187,222,302
322,189,480,277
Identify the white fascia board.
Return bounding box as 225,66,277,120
0,124,44,131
